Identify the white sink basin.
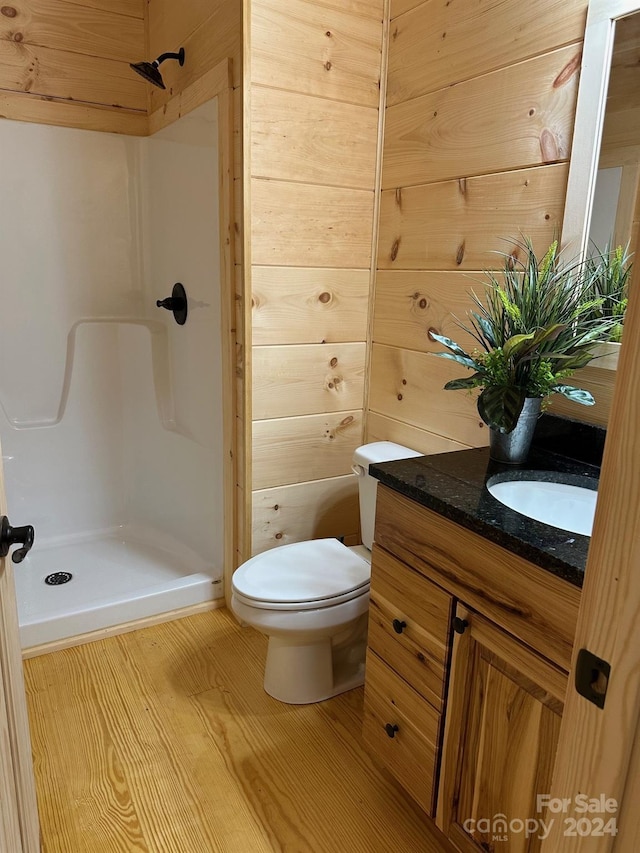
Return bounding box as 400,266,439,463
487,479,597,536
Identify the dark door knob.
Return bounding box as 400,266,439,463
392,618,407,634
0,516,35,563
156,282,187,325
384,723,399,738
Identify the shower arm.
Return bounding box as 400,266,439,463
155,51,184,67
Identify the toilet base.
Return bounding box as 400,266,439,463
263,624,367,704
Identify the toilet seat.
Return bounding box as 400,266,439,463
232,538,370,612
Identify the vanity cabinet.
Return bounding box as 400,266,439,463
363,485,581,851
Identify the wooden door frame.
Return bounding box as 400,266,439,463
543,3,640,846
0,458,40,851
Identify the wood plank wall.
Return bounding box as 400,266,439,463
0,0,147,133
248,0,384,556
366,0,590,451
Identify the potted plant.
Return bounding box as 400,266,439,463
583,242,632,369
430,238,622,464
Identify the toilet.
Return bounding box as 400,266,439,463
231,441,422,704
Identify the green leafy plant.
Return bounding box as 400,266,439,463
431,238,623,433
583,243,632,342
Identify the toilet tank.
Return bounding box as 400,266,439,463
352,442,422,551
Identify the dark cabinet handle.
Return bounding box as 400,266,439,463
392,618,407,634
453,617,469,634
384,723,399,738
0,516,35,563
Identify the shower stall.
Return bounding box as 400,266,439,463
0,99,224,650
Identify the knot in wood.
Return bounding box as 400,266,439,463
539,128,559,162
390,238,400,261
329,356,338,368
1,6,17,17
318,291,331,304
413,293,429,310
553,53,581,88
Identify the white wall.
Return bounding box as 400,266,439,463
129,99,223,560
0,100,222,570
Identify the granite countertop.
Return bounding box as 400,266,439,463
370,417,603,588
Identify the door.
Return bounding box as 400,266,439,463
0,447,40,850
437,605,568,853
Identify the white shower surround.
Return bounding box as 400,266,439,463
0,101,224,648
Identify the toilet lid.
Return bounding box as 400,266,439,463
232,539,370,609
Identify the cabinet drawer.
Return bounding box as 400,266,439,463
363,651,441,816
375,485,580,671
368,545,453,710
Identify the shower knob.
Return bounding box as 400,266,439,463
156,282,187,325
0,516,35,563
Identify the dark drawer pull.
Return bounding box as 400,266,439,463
453,617,469,635
392,619,407,634
385,723,399,738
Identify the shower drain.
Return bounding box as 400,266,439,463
44,572,73,586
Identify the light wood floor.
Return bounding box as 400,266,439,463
24,607,454,853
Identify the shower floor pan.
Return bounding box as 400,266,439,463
14,524,219,650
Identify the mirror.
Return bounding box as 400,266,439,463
563,0,640,258
561,0,640,378
588,13,640,254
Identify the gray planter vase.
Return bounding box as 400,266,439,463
488,397,542,465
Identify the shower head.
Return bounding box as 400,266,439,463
129,47,185,90
130,60,165,88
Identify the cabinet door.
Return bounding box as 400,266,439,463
437,606,567,853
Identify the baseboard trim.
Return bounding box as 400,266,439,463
22,598,225,659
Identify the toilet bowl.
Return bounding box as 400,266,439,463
232,538,371,704
231,442,422,704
